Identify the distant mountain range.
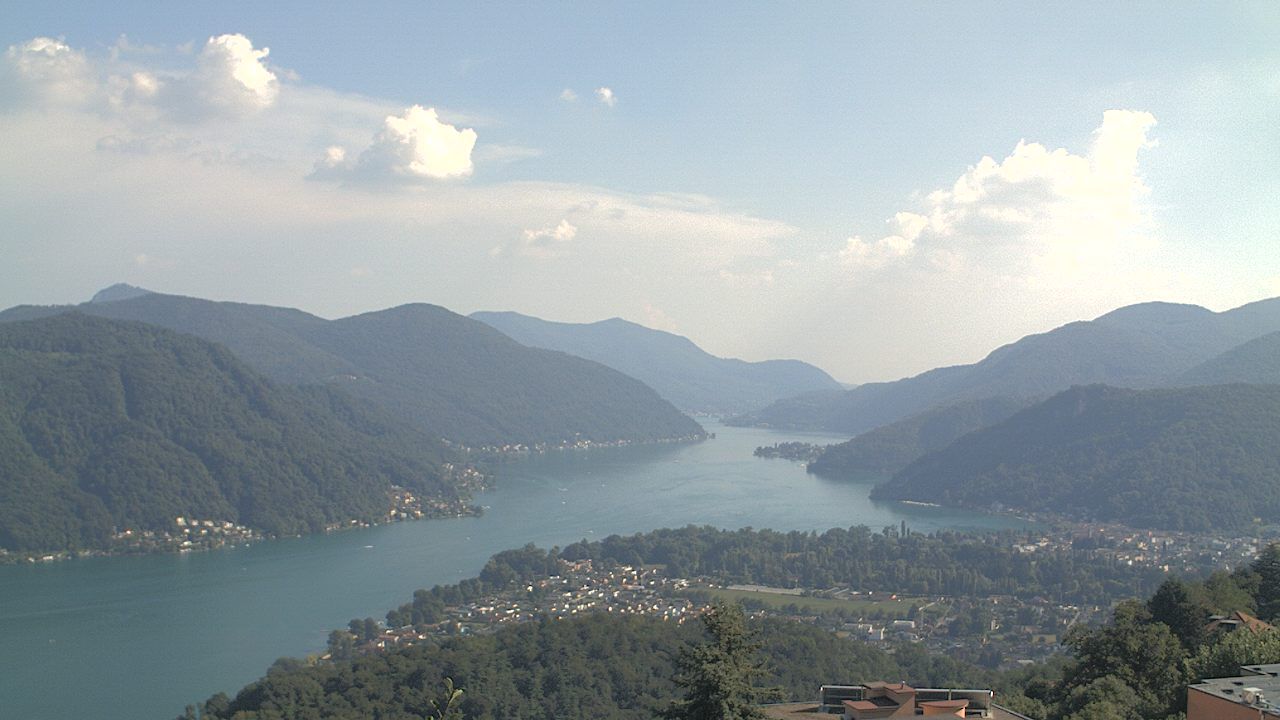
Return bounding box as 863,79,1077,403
471,311,842,414
0,313,465,552
730,298,1280,435
871,384,1280,532
0,287,705,448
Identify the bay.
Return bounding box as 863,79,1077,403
0,421,1023,720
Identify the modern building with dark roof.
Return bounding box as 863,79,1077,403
1188,663,1280,719
758,681,1036,719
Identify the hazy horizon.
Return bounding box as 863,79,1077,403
3,3,1277,383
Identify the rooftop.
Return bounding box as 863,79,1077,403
1188,664,1280,718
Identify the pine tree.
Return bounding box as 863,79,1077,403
663,603,781,720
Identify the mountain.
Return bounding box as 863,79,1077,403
471,311,842,414
1176,331,1280,386
0,291,705,447
873,384,1280,532
731,298,1280,435
89,283,152,304
0,313,464,553
807,395,1035,478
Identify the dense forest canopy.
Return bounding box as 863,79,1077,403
876,384,1280,532
808,395,1034,477
1177,330,1280,386
0,313,462,552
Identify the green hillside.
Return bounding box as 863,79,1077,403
472,311,842,414
808,395,1034,477
874,384,1280,531
0,314,462,552
0,291,705,447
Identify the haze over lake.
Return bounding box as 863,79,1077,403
0,421,1024,720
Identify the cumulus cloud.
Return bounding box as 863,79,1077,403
595,87,616,107
559,88,577,102
510,219,578,258
2,37,95,107
3,33,281,120
316,105,477,182
839,110,1159,281
173,34,279,117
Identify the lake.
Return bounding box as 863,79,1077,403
0,421,1024,720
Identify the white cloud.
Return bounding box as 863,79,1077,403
509,219,578,258
316,105,477,182
839,110,1159,285
559,88,577,102
3,33,281,121
177,34,279,116
2,37,95,107
641,303,678,332
595,87,616,107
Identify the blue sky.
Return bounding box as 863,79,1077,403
2,2,1277,381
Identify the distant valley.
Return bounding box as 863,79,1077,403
472,310,842,414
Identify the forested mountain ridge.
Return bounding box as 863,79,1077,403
1176,330,1280,386
0,290,705,447
874,383,1280,531
730,297,1280,435
471,310,842,414
0,313,466,553
808,395,1035,478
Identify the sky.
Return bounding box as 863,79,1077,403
1,2,1278,383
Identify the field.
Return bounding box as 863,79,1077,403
682,586,948,618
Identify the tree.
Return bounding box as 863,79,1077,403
1190,628,1280,680
663,603,781,720
327,629,356,662
1254,544,1280,621
1147,579,1209,651
1057,601,1188,718
1058,676,1145,720
430,677,464,720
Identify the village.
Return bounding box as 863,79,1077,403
333,524,1268,673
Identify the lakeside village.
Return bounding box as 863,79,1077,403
326,526,1262,673
1,463,489,564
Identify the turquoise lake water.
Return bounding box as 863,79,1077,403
0,421,1024,719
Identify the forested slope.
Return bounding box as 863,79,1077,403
0,314,460,552
875,384,1280,531
808,395,1034,477
0,291,705,447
